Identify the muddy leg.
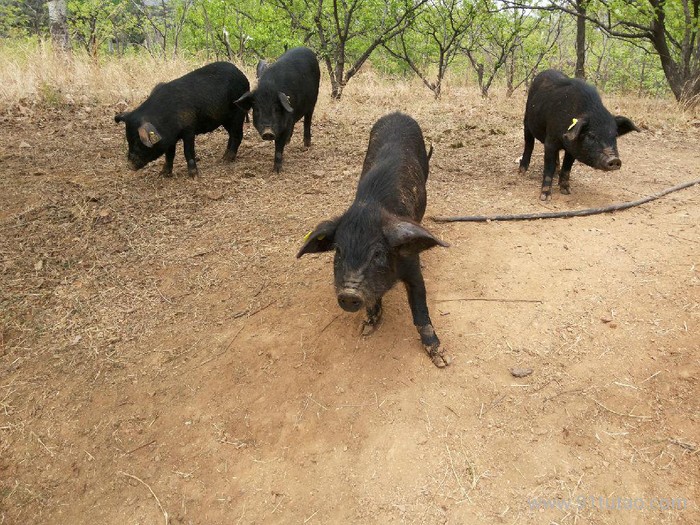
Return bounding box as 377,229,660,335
559,151,575,195
540,142,559,201
361,299,383,336
183,134,198,177
399,255,451,368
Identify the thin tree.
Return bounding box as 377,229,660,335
573,0,586,78
383,0,477,98
48,0,70,51
462,5,546,97
272,0,429,99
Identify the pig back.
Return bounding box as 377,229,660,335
358,113,430,222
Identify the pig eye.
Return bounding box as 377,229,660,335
372,247,386,262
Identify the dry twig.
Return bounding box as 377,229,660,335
119,471,169,525
593,399,652,420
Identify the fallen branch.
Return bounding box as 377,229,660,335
432,178,700,223
436,297,542,304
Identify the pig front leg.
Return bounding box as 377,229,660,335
303,110,314,148
540,142,560,200
361,299,383,336
399,256,452,368
559,151,575,194
273,135,286,172
161,144,176,177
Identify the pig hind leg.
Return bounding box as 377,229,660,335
361,299,383,336
183,133,199,177
222,112,245,162
518,126,535,174
399,255,452,368
303,110,314,148
558,151,575,194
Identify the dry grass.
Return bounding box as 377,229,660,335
1,39,697,130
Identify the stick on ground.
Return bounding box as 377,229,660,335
432,178,700,223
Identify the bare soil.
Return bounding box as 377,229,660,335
1,87,698,525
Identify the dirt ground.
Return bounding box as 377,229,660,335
1,82,698,525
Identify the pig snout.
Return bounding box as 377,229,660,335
261,127,275,141
601,156,622,171
337,289,364,312
127,156,144,171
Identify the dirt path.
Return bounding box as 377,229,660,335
1,89,698,524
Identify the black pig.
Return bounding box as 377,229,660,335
234,47,320,172
519,69,639,200
297,112,451,368
114,62,249,177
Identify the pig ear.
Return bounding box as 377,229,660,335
114,112,129,123
296,220,338,258
384,221,449,255
137,122,161,147
234,91,254,111
563,116,587,142
256,60,268,78
278,92,293,113
615,116,640,136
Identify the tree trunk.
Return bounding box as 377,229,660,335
574,0,586,78
647,6,700,104
47,0,70,52
222,27,233,61
330,74,343,100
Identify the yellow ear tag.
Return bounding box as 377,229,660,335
303,230,313,241
567,118,578,131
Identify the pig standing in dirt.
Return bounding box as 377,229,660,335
297,112,451,368
519,69,639,200
114,62,249,177
234,47,320,173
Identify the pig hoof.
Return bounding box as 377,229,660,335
222,151,237,162
426,344,452,368
160,169,173,178
188,168,199,178
518,166,528,175
560,187,570,195
539,192,551,201
361,321,378,336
